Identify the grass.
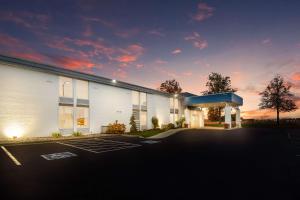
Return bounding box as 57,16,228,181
129,129,165,138
204,123,224,127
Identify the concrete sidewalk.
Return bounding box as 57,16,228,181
148,128,187,139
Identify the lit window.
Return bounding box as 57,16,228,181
76,107,89,128
59,106,73,129
140,111,147,130
174,99,179,109
59,76,73,98
132,91,139,105
140,92,147,107
76,80,89,99
170,98,174,108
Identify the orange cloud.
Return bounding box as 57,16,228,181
192,2,214,22
51,56,96,72
292,72,300,81
116,55,137,63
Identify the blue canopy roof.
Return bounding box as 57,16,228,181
184,92,243,107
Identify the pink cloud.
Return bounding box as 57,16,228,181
113,68,127,79
172,48,182,54
185,32,208,49
50,56,97,73
192,2,214,22
155,59,168,64
136,64,144,69
115,28,140,38
0,11,50,30
182,71,192,76
116,55,137,63
116,44,144,63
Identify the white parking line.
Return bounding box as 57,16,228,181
1,146,22,166
56,142,98,154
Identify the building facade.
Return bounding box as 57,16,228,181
0,55,242,139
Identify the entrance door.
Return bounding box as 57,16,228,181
191,111,200,128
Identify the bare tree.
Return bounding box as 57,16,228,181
259,75,297,126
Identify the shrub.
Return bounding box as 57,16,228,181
224,123,230,129
161,124,169,131
72,131,82,137
167,123,175,129
106,120,126,134
52,132,62,138
129,115,138,133
151,116,159,129
175,117,185,128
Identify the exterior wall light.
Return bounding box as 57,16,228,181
174,94,178,98
4,124,24,139
112,79,117,83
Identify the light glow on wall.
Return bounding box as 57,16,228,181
4,124,24,138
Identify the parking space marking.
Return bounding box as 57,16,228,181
1,146,21,166
57,142,99,153
41,152,77,160
57,138,141,154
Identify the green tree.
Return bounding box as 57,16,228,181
159,79,182,94
203,72,237,123
129,115,138,132
151,116,159,129
259,75,297,126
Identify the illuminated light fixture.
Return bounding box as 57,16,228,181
174,94,178,98
4,124,24,139
112,79,117,83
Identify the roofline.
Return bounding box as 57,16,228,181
0,54,171,97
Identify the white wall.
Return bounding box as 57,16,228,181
0,64,59,138
89,82,132,133
147,94,170,128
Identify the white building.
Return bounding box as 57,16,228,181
0,55,243,139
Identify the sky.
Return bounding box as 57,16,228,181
0,0,300,119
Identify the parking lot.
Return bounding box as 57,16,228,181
0,128,299,199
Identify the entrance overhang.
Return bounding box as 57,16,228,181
184,92,243,108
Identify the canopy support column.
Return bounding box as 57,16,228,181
199,109,204,128
235,107,241,128
224,104,232,128
184,108,191,128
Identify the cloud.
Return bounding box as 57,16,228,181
115,28,140,38
192,2,214,22
292,72,300,81
0,11,50,30
136,64,144,69
116,44,144,63
261,38,272,46
185,32,208,49
172,48,182,54
155,59,168,64
182,71,192,76
83,25,93,37
113,68,127,79
148,29,165,37
48,55,97,72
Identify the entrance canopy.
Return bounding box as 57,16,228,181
184,92,243,107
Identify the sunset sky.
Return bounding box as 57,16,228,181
0,0,299,119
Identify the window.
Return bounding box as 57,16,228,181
140,92,147,107
174,98,179,109
76,107,89,128
76,80,89,99
140,111,147,130
132,91,139,106
59,106,73,129
170,98,174,108
59,76,73,98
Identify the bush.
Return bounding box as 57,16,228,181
52,132,62,138
129,115,138,132
175,117,185,128
167,123,175,129
106,120,126,134
151,116,159,129
72,131,82,137
224,123,230,129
